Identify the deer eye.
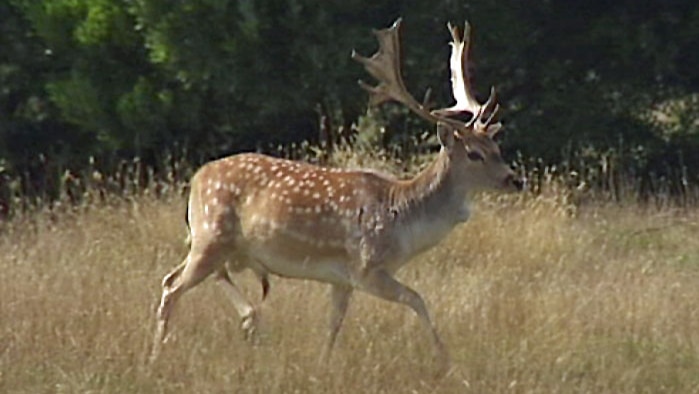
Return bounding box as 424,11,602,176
467,150,485,162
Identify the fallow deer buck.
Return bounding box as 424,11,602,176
153,18,522,366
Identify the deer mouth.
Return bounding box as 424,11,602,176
512,178,524,191
503,174,524,191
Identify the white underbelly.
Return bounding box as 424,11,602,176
247,247,354,286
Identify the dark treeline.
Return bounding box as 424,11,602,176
2,0,699,207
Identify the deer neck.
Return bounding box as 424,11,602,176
390,149,467,219
385,150,470,257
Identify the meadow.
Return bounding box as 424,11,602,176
2,152,699,393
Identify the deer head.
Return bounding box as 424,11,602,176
352,19,523,193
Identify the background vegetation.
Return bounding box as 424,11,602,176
2,0,699,211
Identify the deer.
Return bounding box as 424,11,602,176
152,18,523,368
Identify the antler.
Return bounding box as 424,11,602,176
432,22,501,136
351,19,442,125
353,19,501,136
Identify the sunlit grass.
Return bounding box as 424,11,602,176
2,154,699,393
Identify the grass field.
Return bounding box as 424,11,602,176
2,181,699,393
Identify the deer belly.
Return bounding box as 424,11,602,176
238,210,359,283
246,225,351,284
246,240,354,285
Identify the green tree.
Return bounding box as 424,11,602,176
2,0,699,205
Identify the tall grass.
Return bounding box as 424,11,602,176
2,147,699,393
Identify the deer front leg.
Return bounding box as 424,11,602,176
321,284,353,362
358,268,449,370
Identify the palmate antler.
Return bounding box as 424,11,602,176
352,18,501,137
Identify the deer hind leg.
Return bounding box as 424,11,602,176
153,243,227,353
358,269,449,368
214,267,258,341
248,259,271,301
321,284,353,361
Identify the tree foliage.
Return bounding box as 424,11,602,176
2,0,699,199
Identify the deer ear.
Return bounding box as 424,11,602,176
437,123,456,150
485,122,502,138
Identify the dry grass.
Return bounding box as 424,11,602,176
2,188,699,393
